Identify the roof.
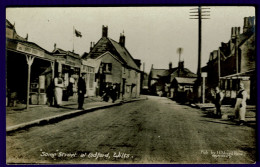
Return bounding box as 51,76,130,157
6,38,55,61
6,19,27,41
82,36,139,71
52,48,81,59
6,19,14,29
174,77,197,84
150,69,169,79
170,68,197,80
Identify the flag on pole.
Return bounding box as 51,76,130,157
75,29,82,38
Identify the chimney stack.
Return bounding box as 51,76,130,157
231,27,240,39
102,25,108,37
119,32,125,47
54,43,57,50
178,61,184,70
169,62,172,69
90,42,93,51
243,16,255,33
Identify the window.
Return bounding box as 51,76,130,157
102,63,112,74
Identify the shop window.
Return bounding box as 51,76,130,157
102,63,112,74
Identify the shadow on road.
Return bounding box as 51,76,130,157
200,120,238,126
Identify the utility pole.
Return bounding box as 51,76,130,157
190,6,210,103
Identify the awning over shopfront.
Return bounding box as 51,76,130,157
220,69,255,80
6,38,55,62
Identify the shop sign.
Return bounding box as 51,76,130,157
65,60,76,66
17,43,44,57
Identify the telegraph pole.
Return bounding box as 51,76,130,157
190,6,210,102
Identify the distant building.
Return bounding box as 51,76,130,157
148,61,197,98
82,26,141,99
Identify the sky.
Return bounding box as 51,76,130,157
6,7,255,73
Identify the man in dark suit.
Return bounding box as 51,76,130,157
78,72,86,110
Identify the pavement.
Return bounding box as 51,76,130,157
6,95,147,133
192,102,256,122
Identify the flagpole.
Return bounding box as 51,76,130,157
73,26,74,53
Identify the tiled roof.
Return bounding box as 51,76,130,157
83,37,139,71
170,68,197,81
108,38,139,70
174,77,197,84
150,69,169,79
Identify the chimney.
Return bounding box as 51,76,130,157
178,61,184,70
248,16,255,27
25,33,28,41
169,62,172,69
90,42,93,51
119,33,125,47
243,17,249,33
243,16,255,33
231,27,240,39
102,25,108,37
54,43,57,50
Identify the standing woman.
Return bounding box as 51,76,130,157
234,83,248,125
54,72,64,107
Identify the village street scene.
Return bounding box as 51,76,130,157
5,7,256,164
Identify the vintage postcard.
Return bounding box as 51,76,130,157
5,6,256,164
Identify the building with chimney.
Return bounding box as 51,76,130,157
82,26,141,99
206,16,256,104
148,60,196,98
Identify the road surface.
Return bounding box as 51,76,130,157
6,96,256,164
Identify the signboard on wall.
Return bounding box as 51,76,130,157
16,43,44,57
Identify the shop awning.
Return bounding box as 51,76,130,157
220,69,255,79
6,38,55,62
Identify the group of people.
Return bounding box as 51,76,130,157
102,83,118,103
47,72,87,110
213,83,248,126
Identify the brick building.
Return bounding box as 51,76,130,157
206,16,256,104
82,26,141,99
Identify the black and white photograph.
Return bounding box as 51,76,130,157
5,6,256,164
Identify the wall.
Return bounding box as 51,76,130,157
240,35,255,73
101,53,122,84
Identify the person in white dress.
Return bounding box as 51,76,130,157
234,83,248,125
54,72,64,107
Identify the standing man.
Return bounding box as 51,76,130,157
111,83,117,103
214,86,224,118
78,72,86,110
54,72,64,108
234,83,248,125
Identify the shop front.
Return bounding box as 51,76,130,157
6,39,55,108
52,50,81,100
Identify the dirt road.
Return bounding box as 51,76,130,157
6,96,256,164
